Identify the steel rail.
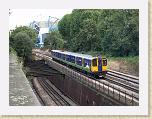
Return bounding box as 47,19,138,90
28,58,75,106
38,78,62,105
38,78,70,106
107,69,139,83
105,77,138,93
105,70,139,93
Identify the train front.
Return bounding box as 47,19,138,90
97,56,108,78
90,56,107,78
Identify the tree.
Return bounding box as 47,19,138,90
58,9,139,57
96,9,139,56
74,19,98,52
44,31,64,50
58,14,71,49
13,32,34,60
9,26,37,49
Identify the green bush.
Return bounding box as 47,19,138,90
9,47,16,55
9,26,37,46
44,31,64,50
13,32,34,60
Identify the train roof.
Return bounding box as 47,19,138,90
51,50,97,60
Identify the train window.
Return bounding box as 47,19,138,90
84,59,91,67
92,58,97,66
66,55,71,61
66,55,69,61
62,54,65,60
76,57,82,66
102,59,107,66
71,56,75,63
59,53,61,58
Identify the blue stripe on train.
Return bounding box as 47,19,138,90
98,57,102,72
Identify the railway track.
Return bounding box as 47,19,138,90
27,60,76,106
34,51,139,91
102,70,139,93
37,78,70,106
104,70,139,93
98,79,138,100
33,51,139,102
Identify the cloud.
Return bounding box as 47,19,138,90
9,9,73,30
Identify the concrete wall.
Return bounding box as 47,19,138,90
46,72,118,106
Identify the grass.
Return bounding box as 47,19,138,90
9,47,24,66
107,56,139,76
107,56,139,65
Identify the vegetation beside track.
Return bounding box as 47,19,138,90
9,26,37,64
108,56,139,76
57,9,139,57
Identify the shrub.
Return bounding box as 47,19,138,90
13,32,34,60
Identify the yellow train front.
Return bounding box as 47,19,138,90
90,57,107,78
51,50,107,78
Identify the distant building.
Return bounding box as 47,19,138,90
29,16,59,48
42,33,49,43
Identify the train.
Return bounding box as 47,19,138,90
51,50,107,78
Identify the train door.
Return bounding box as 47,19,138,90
98,57,102,72
102,58,107,71
91,58,98,72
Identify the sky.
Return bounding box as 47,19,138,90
9,9,73,30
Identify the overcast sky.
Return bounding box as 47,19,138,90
9,9,73,30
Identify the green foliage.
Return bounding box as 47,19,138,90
44,31,64,49
58,14,71,49
9,26,37,48
13,32,34,60
58,9,139,57
9,47,17,55
74,19,98,52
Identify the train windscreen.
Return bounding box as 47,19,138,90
102,59,107,66
92,58,97,66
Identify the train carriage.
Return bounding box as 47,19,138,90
51,50,107,78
